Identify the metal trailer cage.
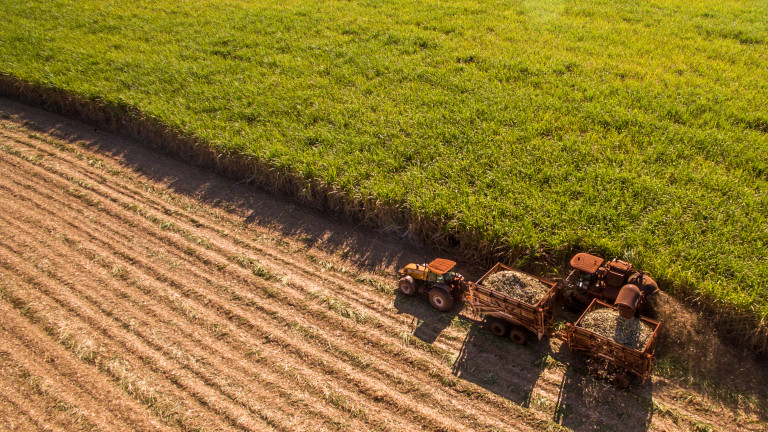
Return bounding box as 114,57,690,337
565,299,661,382
466,262,560,341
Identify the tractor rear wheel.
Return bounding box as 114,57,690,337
509,326,529,345
398,277,416,296
489,318,510,337
428,288,454,311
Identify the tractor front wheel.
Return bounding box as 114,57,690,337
399,277,416,296
428,288,454,311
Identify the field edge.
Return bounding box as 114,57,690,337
1,72,765,357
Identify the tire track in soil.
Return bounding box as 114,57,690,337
0,247,251,432
1,110,762,432
0,133,544,430
0,220,370,432
0,161,516,432
0,210,396,432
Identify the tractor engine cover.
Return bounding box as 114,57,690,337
604,259,633,288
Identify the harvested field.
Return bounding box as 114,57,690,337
0,98,767,432
579,308,654,351
484,270,550,305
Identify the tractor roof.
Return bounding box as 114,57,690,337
427,258,457,275
570,253,605,274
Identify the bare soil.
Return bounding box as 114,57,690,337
0,97,766,431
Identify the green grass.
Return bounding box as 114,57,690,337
2,1,767,325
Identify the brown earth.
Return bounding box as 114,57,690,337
0,97,766,432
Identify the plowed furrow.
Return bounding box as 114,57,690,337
0,184,528,432
0,227,362,432
0,197,432,430
0,390,56,432
0,213,385,432
0,198,440,432
0,245,263,432
0,155,544,432
0,306,154,432
0,353,80,432
0,345,101,432
0,321,168,432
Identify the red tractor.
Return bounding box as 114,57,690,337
566,253,659,317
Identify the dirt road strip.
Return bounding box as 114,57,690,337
1,98,766,431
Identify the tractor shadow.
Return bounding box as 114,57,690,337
551,343,654,431
393,292,456,344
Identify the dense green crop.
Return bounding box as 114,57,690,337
2,0,767,321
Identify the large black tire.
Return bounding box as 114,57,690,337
428,288,454,311
398,277,416,296
509,326,530,345
489,318,510,337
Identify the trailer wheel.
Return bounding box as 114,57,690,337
428,288,453,312
489,319,510,337
509,326,529,345
398,277,416,296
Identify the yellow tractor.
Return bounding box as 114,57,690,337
397,258,466,311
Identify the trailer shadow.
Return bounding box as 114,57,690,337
551,344,654,431
393,292,550,407
451,320,549,408
392,292,655,431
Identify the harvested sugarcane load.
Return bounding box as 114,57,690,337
578,307,654,351
484,270,550,305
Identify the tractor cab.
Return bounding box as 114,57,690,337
425,259,459,283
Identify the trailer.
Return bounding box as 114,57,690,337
466,262,560,345
564,299,661,385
